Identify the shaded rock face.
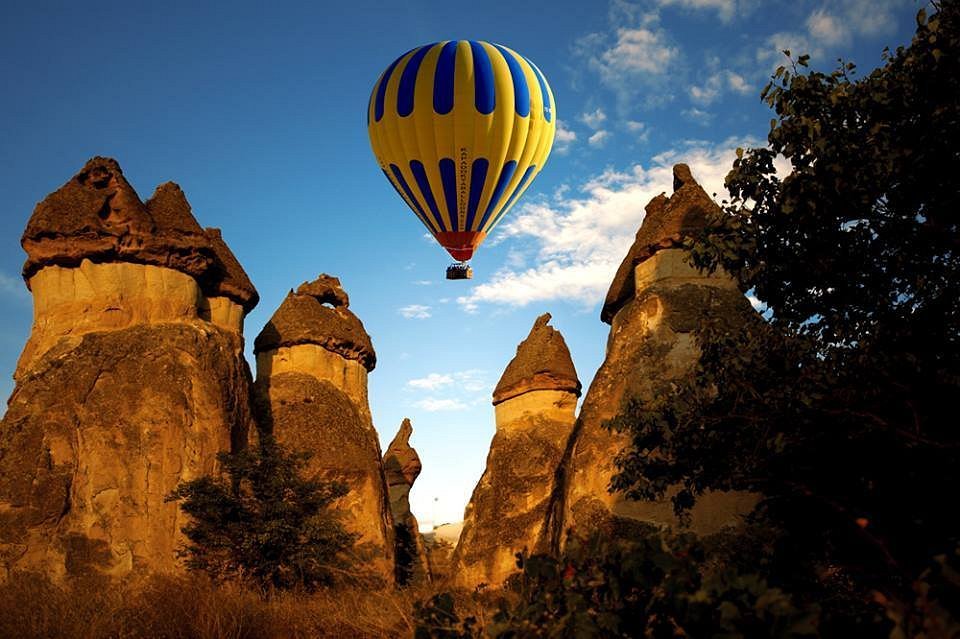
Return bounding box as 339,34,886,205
454,314,580,587
0,158,258,580
383,419,430,585
543,165,757,551
253,276,394,582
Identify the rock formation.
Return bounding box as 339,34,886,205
454,313,581,587
383,418,430,585
542,164,757,551
0,157,258,579
253,275,394,582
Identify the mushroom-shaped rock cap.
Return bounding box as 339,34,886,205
601,164,721,324
202,228,259,312
493,313,581,405
295,274,349,308
21,157,214,283
383,418,422,487
254,275,376,371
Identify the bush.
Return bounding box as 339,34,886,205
166,438,358,591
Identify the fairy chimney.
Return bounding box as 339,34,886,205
542,164,758,551
454,313,581,587
0,157,258,580
253,275,394,582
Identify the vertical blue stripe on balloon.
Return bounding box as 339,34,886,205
469,41,495,114
433,41,458,115
410,160,447,232
390,164,437,233
439,158,458,231
477,160,517,230
375,50,411,122
489,164,536,229
524,57,552,122
492,45,529,117
397,44,435,117
465,158,489,230
382,169,432,233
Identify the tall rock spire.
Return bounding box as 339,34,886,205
0,158,258,579
253,275,394,583
542,164,757,552
383,418,430,585
453,313,580,587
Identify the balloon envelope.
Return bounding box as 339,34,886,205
367,40,556,262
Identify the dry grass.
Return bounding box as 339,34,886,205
0,571,482,639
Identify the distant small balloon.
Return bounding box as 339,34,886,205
367,40,556,271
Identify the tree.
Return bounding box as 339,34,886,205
167,439,357,591
609,2,960,634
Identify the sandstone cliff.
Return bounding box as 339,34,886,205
253,275,394,582
454,313,581,587
0,157,258,579
383,418,430,585
543,164,758,551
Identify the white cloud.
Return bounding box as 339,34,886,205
407,373,454,390
682,107,713,124
626,120,650,142
579,108,607,129
602,27,679,76
725,70,751,95
588,130,611,147
758,1,905,68
656,0,743,22
806,9,848,47
689,76,721,104
414,398,469,412
554,120,577,155
399,304,431,319
457,138,759,312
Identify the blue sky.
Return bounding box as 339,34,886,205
0,0,920,528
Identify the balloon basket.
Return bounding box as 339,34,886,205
446,263,473,280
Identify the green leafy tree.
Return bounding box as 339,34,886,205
608,2,960,634
166,439,357,591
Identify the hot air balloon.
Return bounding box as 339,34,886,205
367,40,556,279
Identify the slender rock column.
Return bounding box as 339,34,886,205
383,418,430,585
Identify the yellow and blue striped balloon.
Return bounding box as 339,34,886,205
367,40,556,262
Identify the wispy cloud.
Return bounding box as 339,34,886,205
579,107,608,129
682,107,713,125
457,137,760,313
656,0,748,23
757,0,905,68
399,304,431,319
408,373,453,390
554,120,577,155
414,398,469,412
574,8,680,109
588,130,611,147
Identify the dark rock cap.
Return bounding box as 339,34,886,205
295,274,349,308
383,418,422,488
253,275,376,371
202,228,259,312
600,164,720,324
22,157,214,282
492,313,581,405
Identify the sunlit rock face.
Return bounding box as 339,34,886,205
542,164,758,552
253,275,395,583
383,418,430,585
454,313,581,588
0,158,258,580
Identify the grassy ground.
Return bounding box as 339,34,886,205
0,571,483,639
